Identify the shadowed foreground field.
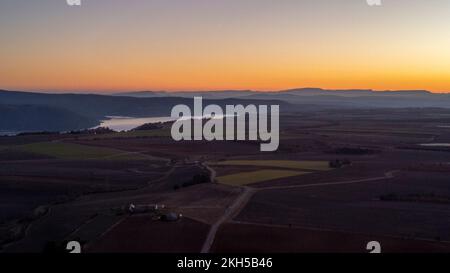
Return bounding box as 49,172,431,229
88,215,209,253
212,223,450,253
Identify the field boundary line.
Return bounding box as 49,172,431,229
259,170,399,191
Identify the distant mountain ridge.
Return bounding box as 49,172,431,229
1,88,449,132
114,88,435,99
112,87,449,108
114,90,255,99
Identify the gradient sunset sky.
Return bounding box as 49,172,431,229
1,0,450,93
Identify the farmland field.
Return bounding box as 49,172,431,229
15,142,149,160
3,108,450,253
88,215,209,253
217,169,307,186
212,223,450,253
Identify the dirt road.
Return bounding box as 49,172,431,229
200,169,399,253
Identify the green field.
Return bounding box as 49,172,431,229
17,142,149,160
211,160,330,171
217,169,308,186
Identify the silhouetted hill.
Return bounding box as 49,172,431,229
0,90,294,132
0,90,293,117
0,90,188,119
0,104,98,132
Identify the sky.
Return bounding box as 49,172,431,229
0,0,450,93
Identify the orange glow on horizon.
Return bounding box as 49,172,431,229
1,1,450,93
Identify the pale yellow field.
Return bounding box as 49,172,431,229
217,169,308,186
211,160,330,171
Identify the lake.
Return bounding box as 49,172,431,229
95,114,236,132
95,116,176,131
420,143,450,147
0,131,20,136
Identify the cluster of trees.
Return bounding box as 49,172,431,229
173,173,211,190
329,159,351,168
67,127,114,135
132,122,170,131
17,131,56,136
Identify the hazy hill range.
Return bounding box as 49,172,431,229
0,90,294,132
1,88,450,132
117,88,450,108
115,90,255,99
